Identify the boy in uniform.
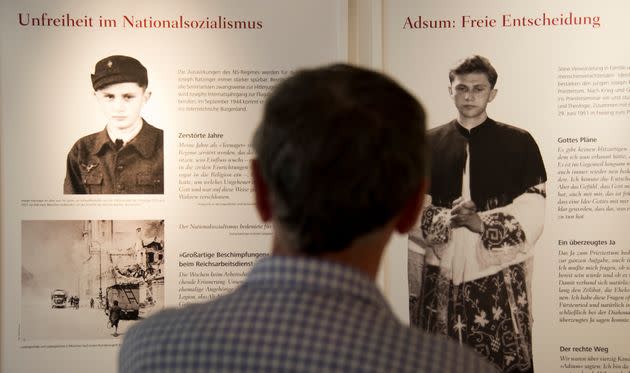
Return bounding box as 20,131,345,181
64,55,163,194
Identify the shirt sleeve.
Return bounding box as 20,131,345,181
475,130,547,266
476,183,546,266
408,195,451,258
63,144,86,194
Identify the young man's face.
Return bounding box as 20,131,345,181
448,72,497,123
95,82,150,131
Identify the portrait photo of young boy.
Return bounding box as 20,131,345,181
64,55,163,194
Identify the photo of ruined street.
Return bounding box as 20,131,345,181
21,220,165,340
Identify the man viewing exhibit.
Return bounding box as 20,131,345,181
119,64,498,372
408,55,546,373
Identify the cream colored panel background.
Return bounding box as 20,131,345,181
381,1,630,372
0,1,347,372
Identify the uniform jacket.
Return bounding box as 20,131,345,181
64,120,163,194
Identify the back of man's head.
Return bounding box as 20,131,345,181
253,64,426,255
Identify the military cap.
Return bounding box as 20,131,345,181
91,55,148,90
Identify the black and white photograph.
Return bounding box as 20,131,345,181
63,55,164,195
407,55,546,373
21,220,165,340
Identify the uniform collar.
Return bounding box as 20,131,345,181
245,256,389,309
92,119,159,158
107,119,143,145
451,117,494,138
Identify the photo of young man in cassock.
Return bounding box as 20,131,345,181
409,55,546,373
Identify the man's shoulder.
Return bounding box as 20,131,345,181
427,120,456,136
139,121,163,143
75,130,105,144
120,294,497,373
428,119,532,136
488,120,542,153
426,120,462,148
119,293,244,371
347,315,497,371
490,119,533,138
122,295,235,345
133,120,163,153
69,129,108,154
127,301,207,331
142,121,163,136
119,255,498,372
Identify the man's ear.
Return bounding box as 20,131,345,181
251,159,272,222
395,181,427,234
488,88,497,103
143,89,152,103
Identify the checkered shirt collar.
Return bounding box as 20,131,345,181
245,256,389,309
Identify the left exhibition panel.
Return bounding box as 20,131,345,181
0,1,348,371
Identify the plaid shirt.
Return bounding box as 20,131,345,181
119,256,498,372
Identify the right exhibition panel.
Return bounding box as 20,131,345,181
383,1,630,372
